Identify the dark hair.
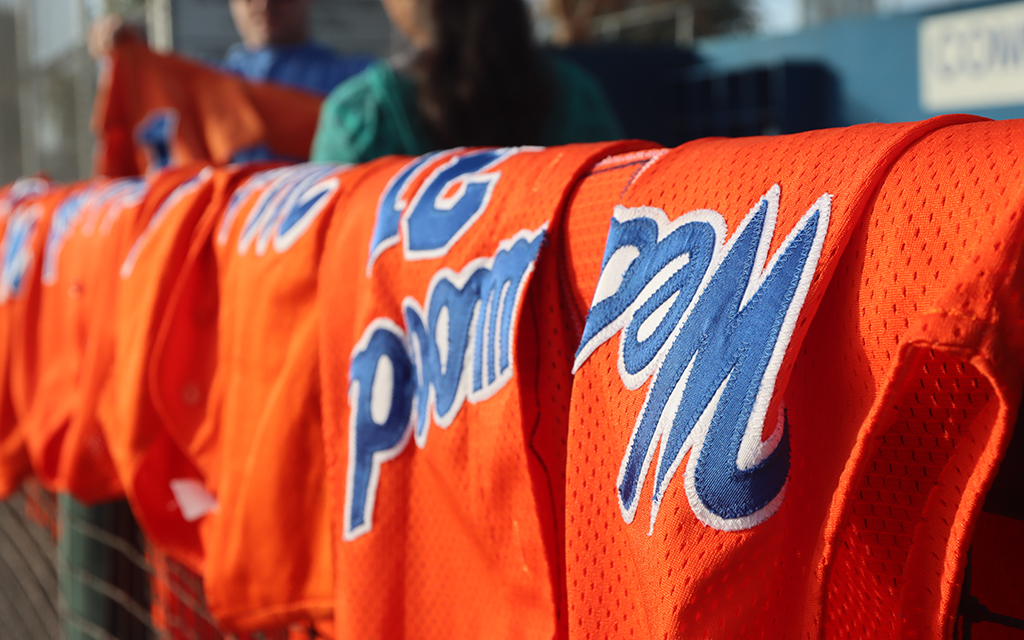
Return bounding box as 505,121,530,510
415,0,553,149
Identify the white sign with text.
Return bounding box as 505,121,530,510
920,1,1024,111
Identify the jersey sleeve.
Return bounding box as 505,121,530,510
818,119,1024,638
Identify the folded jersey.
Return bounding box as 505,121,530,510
98,164,222,570
0,178,54,498
17,178,146,502
318,141,654,639
561,115,1024,640
153,161,363,631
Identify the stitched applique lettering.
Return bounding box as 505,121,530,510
233,164,345,256
575,185,831,532
367,147,540,273
0,204,41,302
345,227,545,540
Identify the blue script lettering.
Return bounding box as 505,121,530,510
344,227,545,540
135,110,178,171
367,147,539,272
574,185,831,532
236,164,342,256
42,189,89,285
0,205,41,302
368,151,448,270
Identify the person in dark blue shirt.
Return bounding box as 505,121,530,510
221,0,373,96
222,41,372,97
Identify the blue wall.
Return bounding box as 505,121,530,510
696,5,1024,126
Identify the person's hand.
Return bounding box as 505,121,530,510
88,14,140,58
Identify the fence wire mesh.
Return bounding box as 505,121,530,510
0,483,58,640
0,481,323,640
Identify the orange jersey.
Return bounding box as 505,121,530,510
318,142,650,639
98,164,222,570
93,36,323,177
7,185,78,489
0,178,52,497
812,118,1024,640
561,116,1024,639
151,161,358,632
70,177,152,505
16,178,146,502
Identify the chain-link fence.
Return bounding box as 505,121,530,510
0,482,325,640
0,483,58,640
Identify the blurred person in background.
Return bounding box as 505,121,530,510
89,0,372,96
310,0,623,163
222,0,372,95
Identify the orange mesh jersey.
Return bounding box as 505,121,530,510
7,185,81,497
151,161,362,632
560,115,1024,639
98,164,225,570
318,142,652,639
0,178,52,498
16,177,146,502
93,35,322,177
813,119,1024,640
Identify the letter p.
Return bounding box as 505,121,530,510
345,321,416,540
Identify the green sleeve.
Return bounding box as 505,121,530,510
543,56,625,146
311,61,429,163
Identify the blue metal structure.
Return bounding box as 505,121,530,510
697,1,1024,126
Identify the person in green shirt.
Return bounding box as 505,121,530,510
310,0,623,163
